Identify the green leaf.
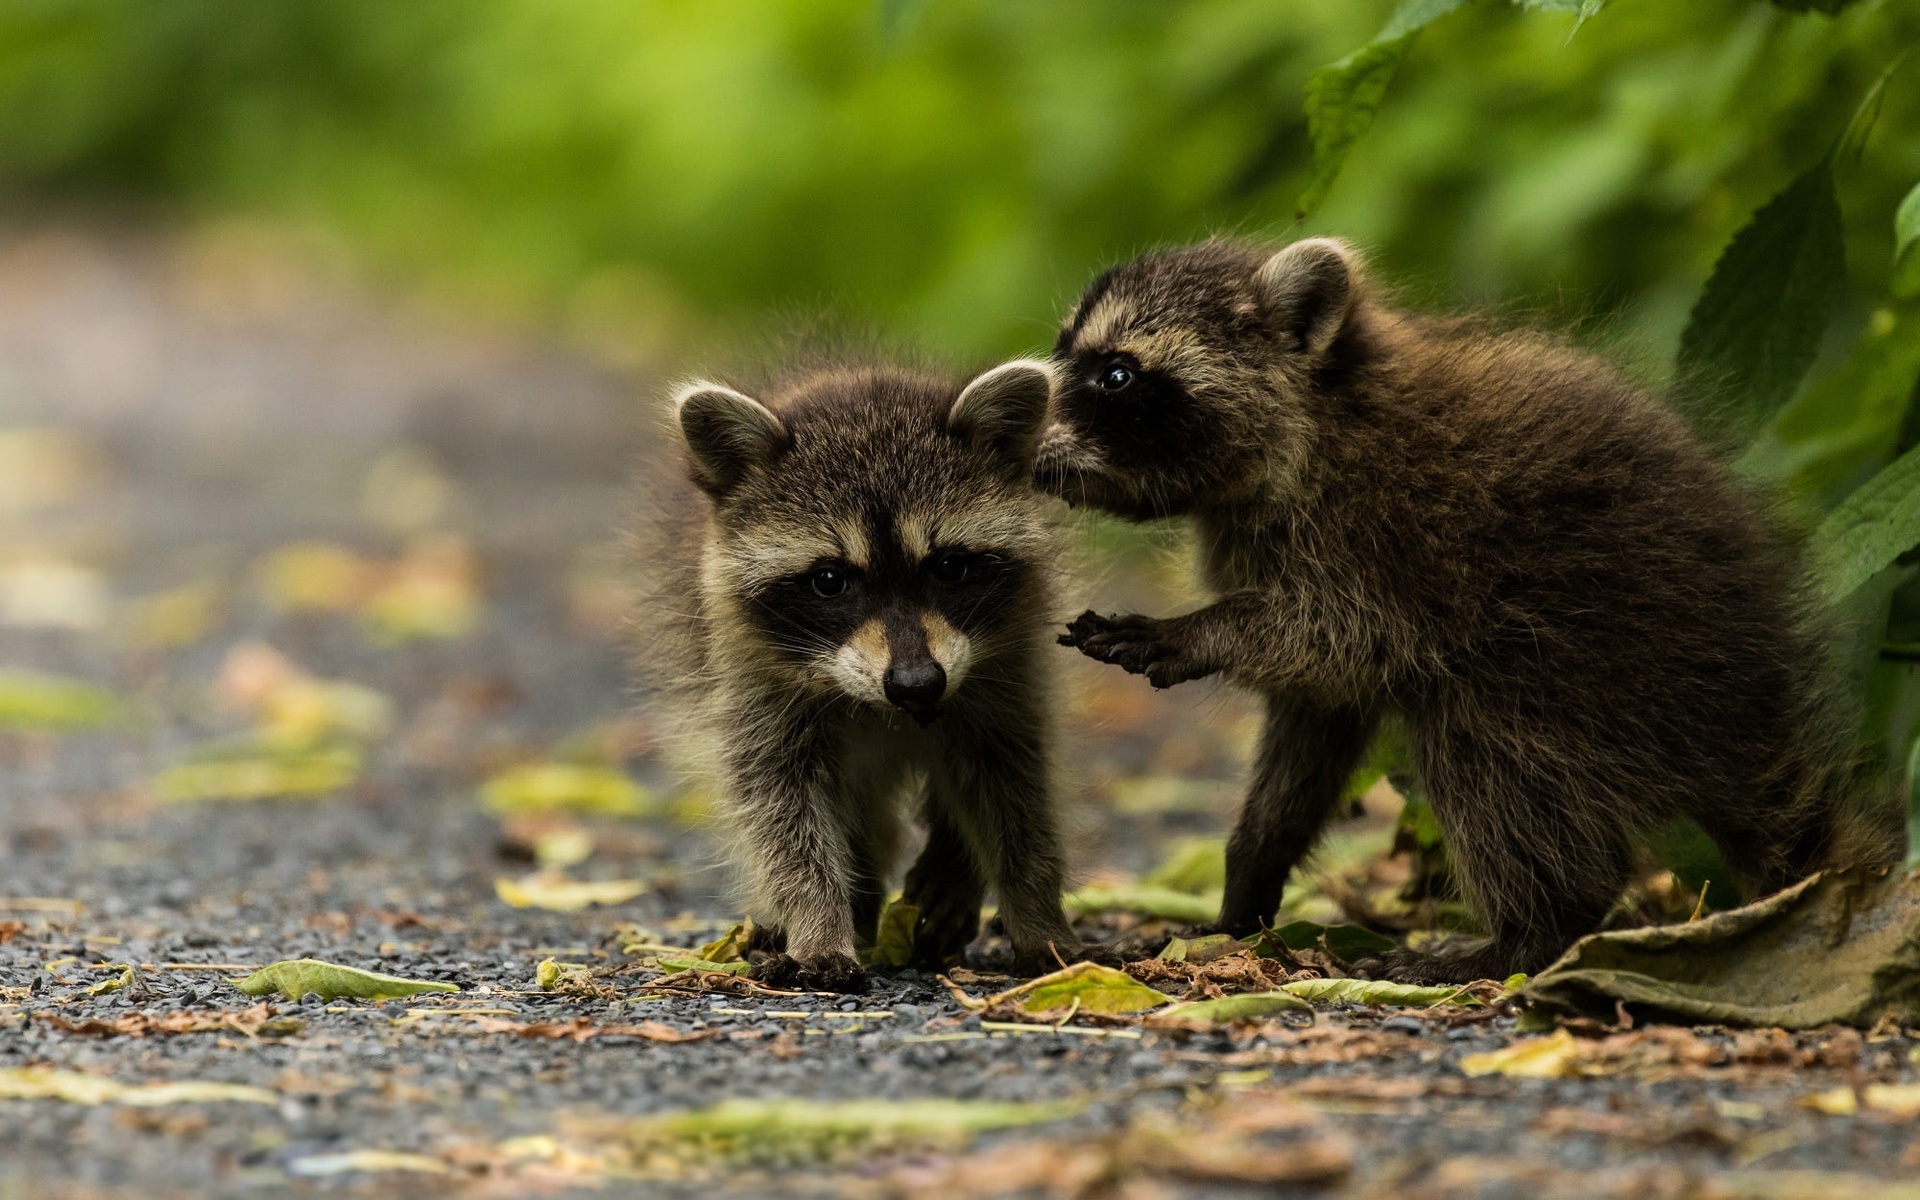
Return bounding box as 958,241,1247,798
1014,962,1173,1016
1156,991,1315,1024
628,1097,1077,1168
1512,0,1605,34
1296,0,1471,219
0,1067,277,1107
1770,0,1864,12
232,958,458,1002
479,762,652,816
1279,978,1480,1006
1895,181,1920,299
654,953,752,976
87,965,136,996
1063,885,1218,924
154,745,362,803
1262,920,1399,962
1816,441,1920,601
1677,159,1846,432
1906,736,1920,871
0,670,120,731
862,899,919,969
1141,838,1226,895
697,921,752,964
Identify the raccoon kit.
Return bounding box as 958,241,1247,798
633,359,1083,991
1040,236,1891,982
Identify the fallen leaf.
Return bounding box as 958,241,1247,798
214,642,393,747
1064,885,1218,925
362,534,479,643
0,1067,275,1106
0,669,119,731
154,745,361,802
466,1016,714,1044
1459,1030,1581,1078
37,1004,303,1039
952,961,1173,1020
623,1097,1078,1169
232,958,458,1001
495,873,646,912
1142,838,1226,894
256,542,376,612
1802,1087,1859,1116
0,559,109,629
1151,991,1315,1026
1864,1083,1920,1117
121,581,222,650
361,447,453,535
481,762,652,817
864,899,919,968
0,428,106,515
1279,978,1479,1007
286,1150,451,1177
1523,869,1920,1029
1262,920,1398,962
86,965,136,996
695,921,752,964
654,954,752,977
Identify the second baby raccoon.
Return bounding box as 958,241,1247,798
633,358,1084,991
1042,237,1890,982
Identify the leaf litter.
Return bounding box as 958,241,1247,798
232,958,458,1001
0,1067,276,1107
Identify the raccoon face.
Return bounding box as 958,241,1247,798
1036,238,1357,518
674,361,1056,722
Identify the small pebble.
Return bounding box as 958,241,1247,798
1381,1016,1424,1035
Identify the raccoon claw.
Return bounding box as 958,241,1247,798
748,950,868,993
1061,611,1213,688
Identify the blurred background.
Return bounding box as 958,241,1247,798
4,0,1915,371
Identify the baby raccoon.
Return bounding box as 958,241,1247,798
632,359,1083,991
1040,237,1894,983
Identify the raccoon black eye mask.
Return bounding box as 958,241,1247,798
629,358,1107,991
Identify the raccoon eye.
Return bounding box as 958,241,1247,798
930,552,971,584
1097,362,1134,393
810,567,849,598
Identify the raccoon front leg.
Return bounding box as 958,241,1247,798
1061,610,1221,689
902,815,985,967
1216,698,1378,936
729,759,867,992
932,716,1081,973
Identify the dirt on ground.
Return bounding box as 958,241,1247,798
2,222,1918,1200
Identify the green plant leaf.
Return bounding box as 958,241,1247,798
697,921,752,963
1770,0,1864,12
1155,991,1315,1024
1261,920,1399,962
862,899,919,968
1296,0,1471,219
232,958,458,1001
1512,0,1605,34
0,1067,277,1107
654,953,752,976
1816,441,1920,600
153,745,362,803
628,1097,1077,1168
1279,978,1479,1006
1895,181,1920,299
1012,962,1173,1016
1678,159,1846,432
0,670,120,731
1063,885,1218,924
1141,838,1226,895
479,762,652,816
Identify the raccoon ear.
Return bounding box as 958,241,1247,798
948,359,1054,465
673,382,788,496
1257,237,1357,357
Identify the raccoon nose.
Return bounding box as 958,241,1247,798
883,659,947,716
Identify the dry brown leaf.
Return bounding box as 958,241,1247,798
0,920,23,945
465,1016,714,1044
36,1003,301,1039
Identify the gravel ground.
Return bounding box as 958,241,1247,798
3,221,1919,1200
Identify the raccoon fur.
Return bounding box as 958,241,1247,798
632,359,1084,991
1038,236,1897,983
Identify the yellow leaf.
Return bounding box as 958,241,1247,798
495,873,646,912
626,1098,1078,1168
1801,1087,1859,1116
0,1067,275,1107
533,827,595,869
480,762,651,816
1459,1030,1580,1079
86,965,136,996
256,542,374,612
1002,962,1172,1017
1153,992,1314,1025
232,958,458,1001
864,900,919,968
154,745,361,802
1279,979,1478,1007
1864,1083,1920,1117
0,670,119,731
362,535,479,643
122,581,223,649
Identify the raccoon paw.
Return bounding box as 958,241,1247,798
1376,945,1512,986
1005,940,1124,976
749,951,868,993
904,890,981,969
1059,611,1214,688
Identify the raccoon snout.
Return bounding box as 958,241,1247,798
883,659,947,721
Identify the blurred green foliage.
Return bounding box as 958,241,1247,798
0,0,1914,366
